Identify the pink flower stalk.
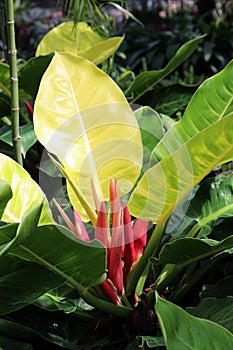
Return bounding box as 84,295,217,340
54,179,148,305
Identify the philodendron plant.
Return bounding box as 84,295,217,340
0,50,233,349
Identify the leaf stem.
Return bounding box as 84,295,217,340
6,0,23,166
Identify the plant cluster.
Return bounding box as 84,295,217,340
0,2,233,349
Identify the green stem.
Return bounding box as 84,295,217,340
0,1,8,62
126,220,165,296
6,0,23,166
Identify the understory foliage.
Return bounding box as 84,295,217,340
0,2,233,349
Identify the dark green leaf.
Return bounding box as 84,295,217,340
158,236,233,266
141,84,196,116
0,336,32,350
156,294,233,349
126,35,205,102
9,224,106,289
186,297,233,333
19,53,54,99
137,335,165,348
201,276,233,299
0,123,37,157
0,256,64,315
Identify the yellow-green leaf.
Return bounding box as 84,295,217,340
33,53,142,222
36,21,124,65
128,114,233,223
0,154,52,224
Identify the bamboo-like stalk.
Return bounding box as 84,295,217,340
5,0,23,166
0,1,8,62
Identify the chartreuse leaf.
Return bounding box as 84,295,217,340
125,35,205,102
36,22,123,65
155,294,233,350
0,179,12,220
34,53,143,222
128,113,233,223
0,154,52,224
153,59,233,161
157,235,233,266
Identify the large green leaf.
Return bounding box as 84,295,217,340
187,297,233,333
36,22,123,65
157,235,233,266
153,59,233,161
6,224,106,289
0,255,64,315
125,35,205,102
156,294,233,349
33,52,143,222
173,174,233,238
0,153,52,224
0,180,12,220
128,113,233,222
19,53,54,99
0,123,37,157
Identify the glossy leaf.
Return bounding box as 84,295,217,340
19,53,54,99
128,113,233,222
34,53,143,221
0,179,12,220
156,294,233,349
125,35,205,102
36,22,123,65
153,59,233,161
0,256,64,315
187,297,233,333
0,123,37,157
0,153,52,224
7,224,106,289
157,235,233,266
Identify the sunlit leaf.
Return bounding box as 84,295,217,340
156,294,233,349
153,59,233,161
129,113,233,222
0,153,52,224
36,22,123,65
34,53,143,221
0,179,12,220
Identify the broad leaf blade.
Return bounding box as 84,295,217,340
8,224,106,289
34,53,143,221
0,154,52,224
0,255,64,315
158,236,233,266
153,59,233,161
0,179,12,220
0,123,37,157
128,113,233,222
156,294,233,350
36,22,123,65
125,35,205,102
187,297,233,333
